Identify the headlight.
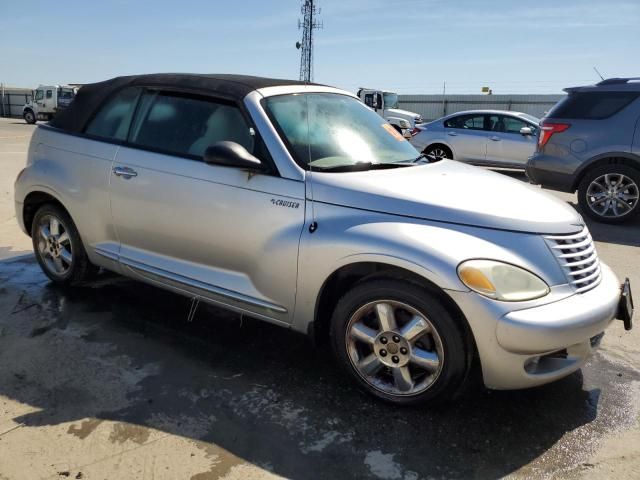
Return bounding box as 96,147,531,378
457,260,550,301
398,119,410,128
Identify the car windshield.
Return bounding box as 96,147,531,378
519,113,540,124
59,89,75,99
383,92,399,109
264,93,419,171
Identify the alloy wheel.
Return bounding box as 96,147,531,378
36,214,73,277
346,300,444,396
426,148,449,161
586,173,639,218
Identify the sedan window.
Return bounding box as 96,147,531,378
444,114,485,130
489,115,536,134
502,116,530,134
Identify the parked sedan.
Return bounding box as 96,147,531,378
411,110,540,168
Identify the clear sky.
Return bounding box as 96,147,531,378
2,0,638,94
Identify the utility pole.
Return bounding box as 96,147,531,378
296,0,322,83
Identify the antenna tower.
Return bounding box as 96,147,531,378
296,0,322,82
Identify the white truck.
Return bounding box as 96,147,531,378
356,88,423,138
23,85,77,124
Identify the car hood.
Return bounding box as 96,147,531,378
310,160,583,234
385,108,420,120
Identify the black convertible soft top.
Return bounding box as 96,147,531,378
50,73,321,133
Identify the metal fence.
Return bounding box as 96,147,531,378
1,88,32,118
398,94,564,122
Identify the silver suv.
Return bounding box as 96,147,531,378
14,74,633,405
527,77,640,223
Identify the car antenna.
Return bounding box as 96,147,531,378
297,0,321,233
593,66,605,81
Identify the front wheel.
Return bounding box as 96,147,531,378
578,165,640,224
330,278,469,406
23,109,36,124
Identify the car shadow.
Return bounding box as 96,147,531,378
2,256,637,478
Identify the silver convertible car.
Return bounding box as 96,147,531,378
411,110,540,168
14,74,633,405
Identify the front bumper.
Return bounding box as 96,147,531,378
449,263,628,390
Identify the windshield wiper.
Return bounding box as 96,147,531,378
311,162,411,172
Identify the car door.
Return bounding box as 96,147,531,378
442,114,489,162
485,114,538,166
109,89,305,325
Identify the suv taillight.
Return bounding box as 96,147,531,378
538,121,571,148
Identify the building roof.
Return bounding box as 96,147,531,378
50,73,320,133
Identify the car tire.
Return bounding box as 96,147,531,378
578,164,640,224
329,278,469,406
23,109,36,124
424,144,452,161
31,204,99,285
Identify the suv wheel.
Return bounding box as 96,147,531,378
578,165,640,224
32,204,99,284
23,109,36,124
330,278,469,405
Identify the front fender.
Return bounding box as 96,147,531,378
291,202,567,334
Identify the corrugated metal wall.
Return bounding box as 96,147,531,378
0,87,32,117
398,94,564,121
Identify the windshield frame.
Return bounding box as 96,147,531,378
260,92,419,172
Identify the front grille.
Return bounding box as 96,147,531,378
544,226,602,294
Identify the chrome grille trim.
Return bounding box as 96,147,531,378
544,226,602,293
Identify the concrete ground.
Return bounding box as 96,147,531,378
0,116,639,480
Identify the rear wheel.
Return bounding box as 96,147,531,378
578,164,640,224
424,145,452,161
330,278,469,406
23,109,36,124
32,204,98,284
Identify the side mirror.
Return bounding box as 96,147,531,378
520,127,533,136
204,141,263,170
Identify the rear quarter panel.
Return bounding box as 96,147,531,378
16,127,119,265
543,98,640,175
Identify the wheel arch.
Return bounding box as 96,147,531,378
22,190,70,236
311,261,475,356
571,152,640,192
423,142,454,159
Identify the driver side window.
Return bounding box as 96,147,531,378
129,92,255,160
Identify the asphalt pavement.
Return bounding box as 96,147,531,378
1,118,639,479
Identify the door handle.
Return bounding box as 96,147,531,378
113,166,138,179
490,136,501,141
447,131,458,136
